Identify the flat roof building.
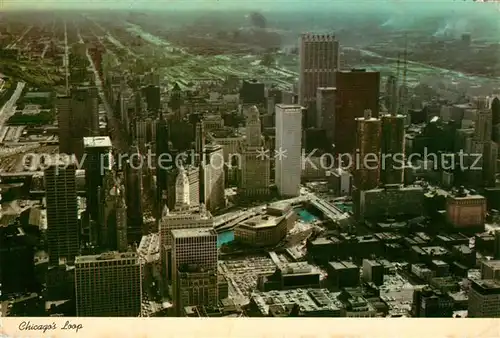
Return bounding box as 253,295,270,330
468,278,500,318
75,251,142,317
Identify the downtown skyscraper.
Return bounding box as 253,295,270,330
298,34,339,127
45,162,79,265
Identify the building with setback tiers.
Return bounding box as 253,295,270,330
202,143,225,212
298,34,339,127
240,106,270,198
158,170,213,282
334,70,380,155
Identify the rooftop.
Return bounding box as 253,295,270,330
471,278,500,292
239,214,282,230
275,104,303,111
83,136,112,148
251,288,342,315
75,251,138,264
482,260,500,269
171,227,216,239
329,261,358,270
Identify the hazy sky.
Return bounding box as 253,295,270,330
2,0,478,11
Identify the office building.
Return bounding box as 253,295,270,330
102,182,128,252
159,200,213,282
171,228,218,315
475,110,492,142
384,74,398,114
57,87,100,159
134,117,156,150
240,106,270,197
0,223,35,295
155,114,170,216
162,165,200,211
249,288,342,317
299,34,339,127
354,110,381,190
412,287,453,317
353,185,425,221
327,168,352,196
481,260,500,280
334,70,380,154
483,141,498,187
316,87,336,142
240,79,265,105
327,261,360,289
468,278,500,317
169,82,182,115
202,143,225,212
275,104,302,197
495,230,500,260
380,114,405,185
45,162,79,265
75,252,142,317
176,265,218,316
362,259,384,286
446,187,486,230
492,97,500,126
56,95,72,153
83,136,112,242
142,85,161,112
125,144,144,243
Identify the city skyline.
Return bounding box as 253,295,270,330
0,4,499,323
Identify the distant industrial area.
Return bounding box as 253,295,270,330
0,5,500,320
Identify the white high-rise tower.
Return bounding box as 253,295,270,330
275,104,303,197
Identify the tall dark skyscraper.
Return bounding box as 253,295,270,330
83,136,112,243
57,86,100,159
0,223,36,295
45,162,79,265
354,110,381,191
492,97,500,126
385,75,398,114
299,34,340,127
334,69,380,155
169,82,182,116
240,79,265,105
156,113,170,216
142,84,161,112
125,144,144,243
380,114,405,185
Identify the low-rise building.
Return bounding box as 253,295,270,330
248,288,342,317
234,202,296,247
446,187,486,231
